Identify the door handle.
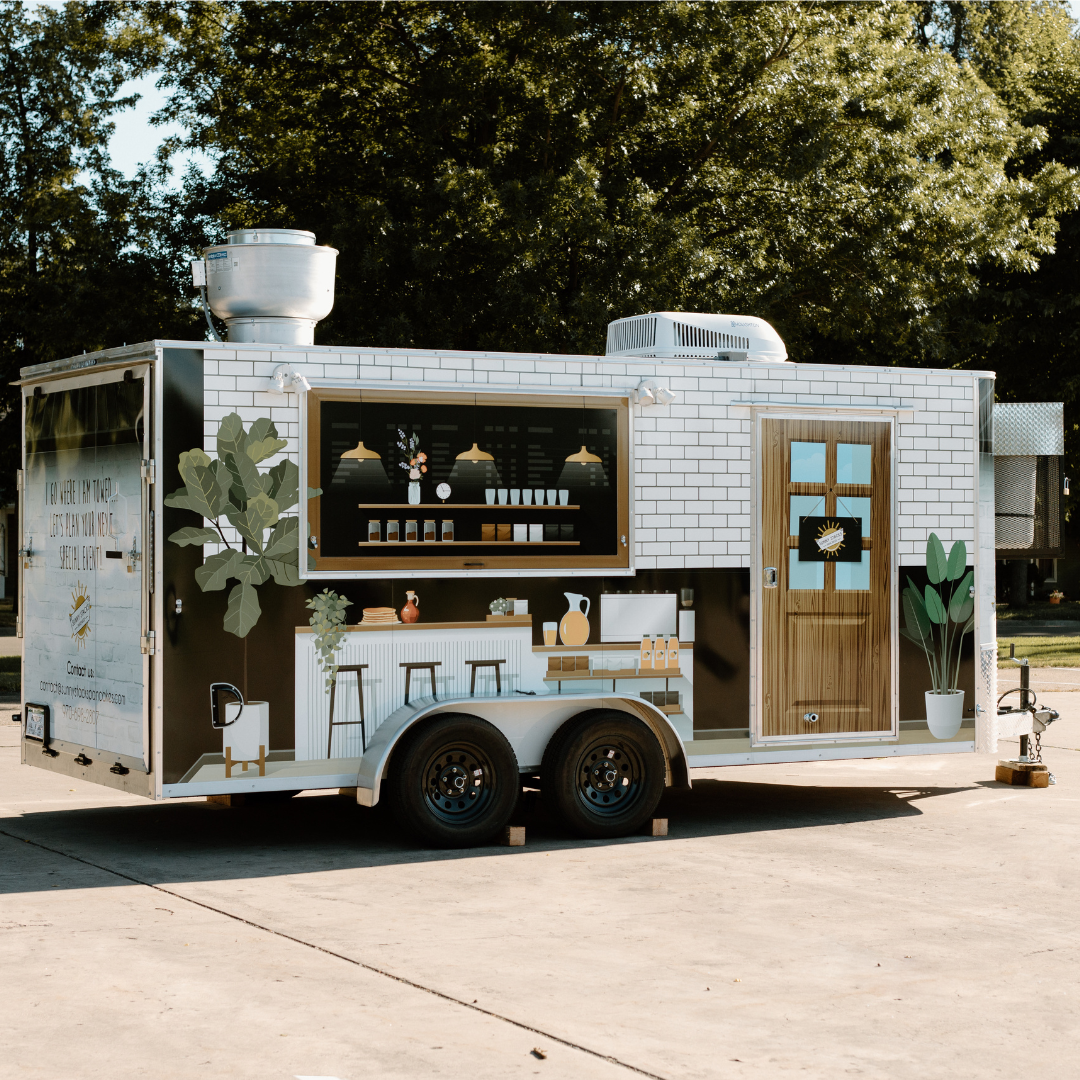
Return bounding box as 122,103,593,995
763,567,778,588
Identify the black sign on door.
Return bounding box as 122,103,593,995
797,516,862,562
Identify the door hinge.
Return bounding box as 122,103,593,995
141,631,156,655
141,459,156,483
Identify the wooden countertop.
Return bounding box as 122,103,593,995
533,642,694,652
296,616,532,633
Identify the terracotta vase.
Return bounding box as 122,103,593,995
401,590,420,623
1049,597,1061,605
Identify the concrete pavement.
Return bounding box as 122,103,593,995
2,706,1079,1079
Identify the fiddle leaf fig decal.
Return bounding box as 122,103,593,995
166,412,315,638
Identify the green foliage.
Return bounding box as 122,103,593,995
137,0,1080,370
0,1,199,501
900,534,975,692
166,411,315,637
306,589,353,691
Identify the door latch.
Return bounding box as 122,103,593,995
803,712,819,723
763,567,778,588
18,536,33,568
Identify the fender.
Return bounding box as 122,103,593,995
354,691,691,807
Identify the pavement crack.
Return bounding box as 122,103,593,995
0,826,669,1080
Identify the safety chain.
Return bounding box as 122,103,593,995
1031,730,1042,764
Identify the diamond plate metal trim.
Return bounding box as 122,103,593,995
992,402,1064,456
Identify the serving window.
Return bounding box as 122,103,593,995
307,389,630,572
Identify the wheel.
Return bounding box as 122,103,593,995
540,710,665,839
386,713,519,847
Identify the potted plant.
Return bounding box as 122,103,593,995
900,533,974,739
1049,589,1065,605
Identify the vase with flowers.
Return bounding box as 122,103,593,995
1049,589,1065,605
397,429,427,505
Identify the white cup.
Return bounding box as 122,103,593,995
533,488,545,505
510,488,520,505
559,489,569,505
546,489,557,506
485,488,495,505
498,488,508,505
522,489,533,504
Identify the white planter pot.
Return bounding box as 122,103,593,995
222,699,269,762
925,690,964,740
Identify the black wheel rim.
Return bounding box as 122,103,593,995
574,736,646,818
422,741,497,824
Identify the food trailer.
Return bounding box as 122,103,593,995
16,228,1063,845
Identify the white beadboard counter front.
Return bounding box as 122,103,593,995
295,618,538,759
294,617,695,756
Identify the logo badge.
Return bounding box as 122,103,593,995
69,582,92,647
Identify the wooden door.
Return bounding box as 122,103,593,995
761,418,891,738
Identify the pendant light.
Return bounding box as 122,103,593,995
332,440,389,486
558,444,607,488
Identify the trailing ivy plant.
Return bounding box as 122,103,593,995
900,532,974,694
306,589,353,690
165,412,320,638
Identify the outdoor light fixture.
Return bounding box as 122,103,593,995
267,363,312,394
634,379,676,406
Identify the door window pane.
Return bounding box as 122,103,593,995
837,443,871,484
789,549,824,589
835,495,871,533
790,442,826,483
790,494,825,535
836,550,871,590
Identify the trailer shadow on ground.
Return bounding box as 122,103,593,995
0,777,977,895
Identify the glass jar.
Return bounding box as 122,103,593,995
386,519,400,543
405,519,418,542
368,519,381,543
423,519,436,541
441,519,454,541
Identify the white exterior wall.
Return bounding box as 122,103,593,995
195,343,983,567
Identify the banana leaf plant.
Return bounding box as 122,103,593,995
900,532,974,693
164,412,320,638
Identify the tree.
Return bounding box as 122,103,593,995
139,0,1079,368
0,1,199,499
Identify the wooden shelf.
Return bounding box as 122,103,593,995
359,540,580,547
358,503,580,510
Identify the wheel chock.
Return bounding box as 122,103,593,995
503,825,526,846
650,817,668,836
995,761,1050,787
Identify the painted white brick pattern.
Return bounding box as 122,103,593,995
199,343,982,570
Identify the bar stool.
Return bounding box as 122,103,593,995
401,661,441,705
327,664,368,757
465,658,506,696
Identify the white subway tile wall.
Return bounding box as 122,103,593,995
198,345,978,567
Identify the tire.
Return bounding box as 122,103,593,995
541,710,666,839
386,713,520,848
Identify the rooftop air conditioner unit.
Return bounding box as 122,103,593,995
605,311,788,363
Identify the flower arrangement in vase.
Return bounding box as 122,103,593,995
900,533,974,740
397,429,427,505
1049,589,1065,605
